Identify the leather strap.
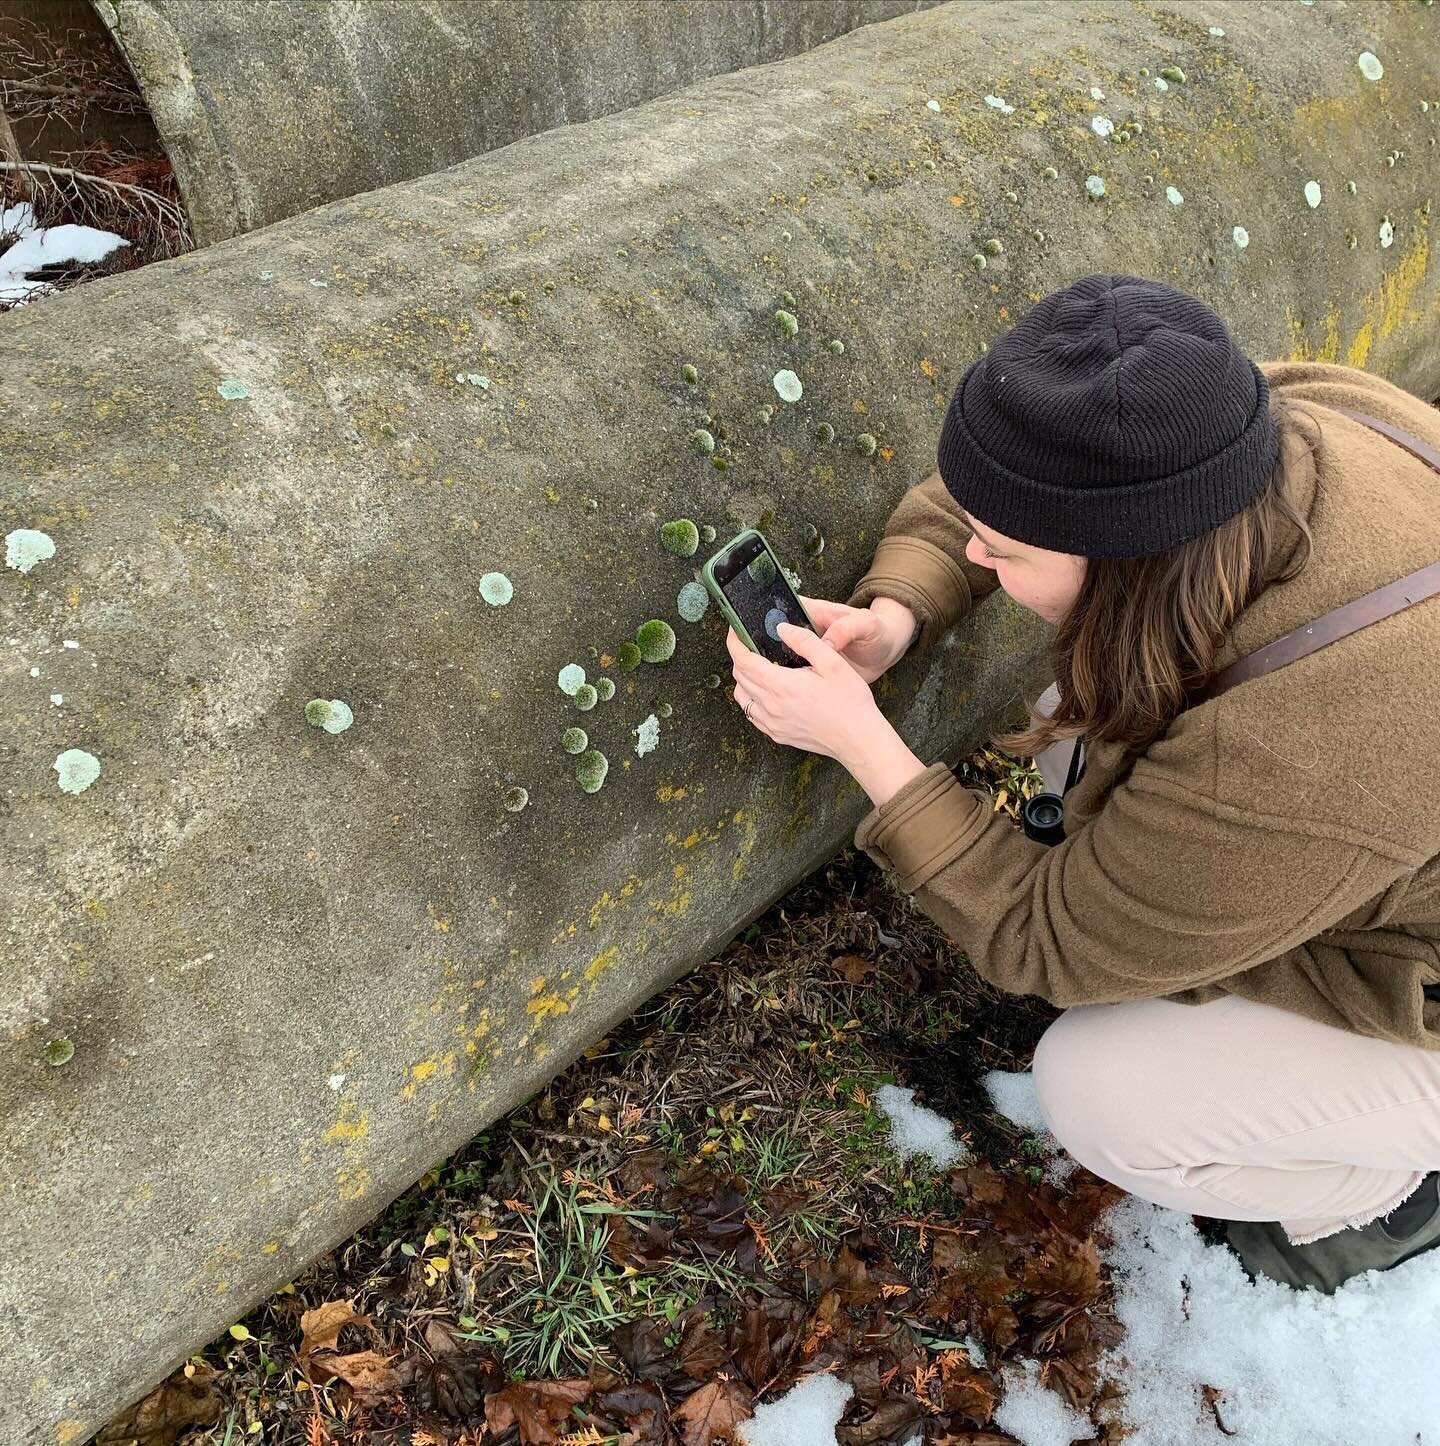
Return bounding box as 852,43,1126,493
1193,408,1440,704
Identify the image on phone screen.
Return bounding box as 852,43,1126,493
714,534,813,667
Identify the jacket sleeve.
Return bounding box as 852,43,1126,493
845,469,1003,653
852,742,1414,1007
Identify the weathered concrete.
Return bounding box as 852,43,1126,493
91,0,943,245
4,0,1440,1439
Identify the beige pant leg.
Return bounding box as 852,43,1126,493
1032,993,1440,1243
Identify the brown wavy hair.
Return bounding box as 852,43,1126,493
1003,402,1320,758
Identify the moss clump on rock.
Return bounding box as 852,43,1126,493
815,422,835,444
44,1037,74,1067
982,237,1004,256
700,524,717,544
573,683,598,710
691,428,715,455
660,520,700,557
636,619,676,663
594,677,616,701
616,642,642,671
856,433,877,456
576,749,609,794
775,309,799,337
502,786,529,812
682,363,699,385
562,727,589,754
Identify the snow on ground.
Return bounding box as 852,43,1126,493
0,202,128,305
874,1083,968,1167
988,1070,1440,1445
994,1359,1096,1445
738,1372,853,1446
984,1068,1078,1184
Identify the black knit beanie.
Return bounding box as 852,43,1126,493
937,273,1278,557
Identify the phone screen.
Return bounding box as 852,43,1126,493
713,533,813,667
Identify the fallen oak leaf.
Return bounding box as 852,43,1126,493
673,1376,753,1446
486,1378,593,1445
298,1298,371,1380
95,1363,224,1445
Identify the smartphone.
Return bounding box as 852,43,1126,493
701,529,818,667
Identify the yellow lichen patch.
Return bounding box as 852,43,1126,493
656,783,687,802
920,358,936,378
82,898,107,919
67,586,80,607
585,945,620,983
1346,321,1375,370
1378,225,1429,340
412,1059,437,1081
261,1241,279,1255
322,1100,368,1145
56,1421,86,1444
530,975,548,995
337,1167,370,1201
527,993,570,1019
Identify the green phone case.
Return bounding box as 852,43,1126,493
700,528,818,655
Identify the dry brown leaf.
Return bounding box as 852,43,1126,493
673,1377,753,1446
298,1298,371,1379
95,1363,223,1444
319,1348,405,1397
486,1378,593,1445
832,953,876,984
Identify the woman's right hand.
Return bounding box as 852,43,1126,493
799,595,918,684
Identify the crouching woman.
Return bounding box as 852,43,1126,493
725,274,1440,1292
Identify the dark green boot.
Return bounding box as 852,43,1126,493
1222,1171,1440,1294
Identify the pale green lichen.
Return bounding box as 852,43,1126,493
573,683,598,710
982,238,1004,256
815,422,835,444
53,748,101,794
1154,76,1169,92
1379,217,1395,249
927,98,942,112
829,339,845,355
773,370,803,403
633,714,660,757
656,702,673,719
44,1037,74,1067
1085,174,1106,199
594,678,615,701
1232,226,1250,249
1091,116,1114,139
217,378,248,401
682,363,699,385
455,372,491,388
322,700,353,734
783,565,803,592
616,642,642,671
691,428,715,455
5,528,55,574
576,749,609,793
479,572,514,606
1166,186,1184,206
558,664,587,696
1358,51,1383,82
856,433,877,456
502,786,529,813
971,253,987,271
1042,165,1058,180
508,287,527,304
677,581,710,622
775,309,799,337
1304,181,1322,209
660,520,700,557
757,405,774,425
562,727,589,754
636,619,676,663
705,673,722,689
781,289,797,307
700,524,717,543
1159,66,1186,84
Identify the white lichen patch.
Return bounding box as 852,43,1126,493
1166,186,1184,206
557,664,586,696
216,378,249,401
983,94,1016,115
926,98,941,112
454,372,491,388
479,571,513,606
1358,51,1383,82
773,369,803,403
5,528,55,574
1304,181,1322,209
1380,217,1395,248
1154,76,1170,92
1208,25,1226,37
1233,225,1250,249
50,693,63,706
54,748,100,794
1091,116,1115,138
1090,86,1106,100
677,581,710,622
634,713,660,757
1085,174,1107,199
322,700,353,733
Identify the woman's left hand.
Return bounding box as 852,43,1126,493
726,622,883,763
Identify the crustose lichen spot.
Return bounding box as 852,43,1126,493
53,748,101,794
636,620,676,663
660,520,700,557
576,749,609,793
773,370,803,404
479,572,514,606
5,528,56,574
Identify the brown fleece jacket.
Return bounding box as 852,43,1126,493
846,362,1440,1049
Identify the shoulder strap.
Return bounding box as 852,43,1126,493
1193,407,1440,704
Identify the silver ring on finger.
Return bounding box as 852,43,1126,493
744,699,755,722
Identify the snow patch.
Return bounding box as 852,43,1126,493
874,1084,967,1167
0,204,128,305
738,1372,854,1446
995,1359,1097,1445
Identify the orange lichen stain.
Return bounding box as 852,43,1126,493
1029,291,1044,302
879,446,896,462
56,1422,87,1445
527,993,570,1019
600,653,614,667
673,861,688,880
919,358,936,378
530,975,547,994
261,1242,280,1255
585,875,644,930
322,1100,368,1144
949,195,965,207
433,918,451,933
998,307,1010,321
656,783,687,802
852,399,868,414
585,945,620,983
